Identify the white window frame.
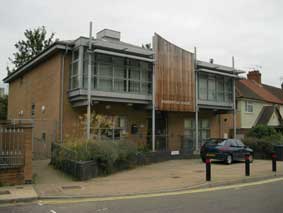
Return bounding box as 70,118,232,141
245,100,253,113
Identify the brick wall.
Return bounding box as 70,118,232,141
0,126,32,185
0,168,24,185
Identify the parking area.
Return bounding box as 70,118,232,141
32,158,283,198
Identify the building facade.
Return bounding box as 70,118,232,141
225,71,283,138
4,29,242,157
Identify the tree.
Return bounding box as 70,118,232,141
0,95,8,120
7,26,55,73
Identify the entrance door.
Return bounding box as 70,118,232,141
147,111,168,151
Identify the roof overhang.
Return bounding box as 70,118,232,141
198,68,241,78
93,49,154,62
197,60,245,75
3,43,71,83
75,37,154,58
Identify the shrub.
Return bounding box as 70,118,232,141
56,139,140,175
115,141,138,170
88,141,119,175
247,125,278,139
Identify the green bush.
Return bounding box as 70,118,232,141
88,141,119,175
243,125,283,157
242,137,274,156
55,140,138,175
247,125,279,139
115,141,138,170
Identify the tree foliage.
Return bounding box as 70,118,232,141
7,26,55,73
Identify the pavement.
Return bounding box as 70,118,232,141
0,185,37,204
1,176,283,212
0,159,282,204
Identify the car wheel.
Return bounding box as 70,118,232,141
226,154,233,165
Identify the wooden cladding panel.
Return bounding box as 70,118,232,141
154,34,195,112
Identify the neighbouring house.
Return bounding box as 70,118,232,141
3,29,243,158
226,70,283,138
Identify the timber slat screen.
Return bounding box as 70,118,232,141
0,128,24,169
153,33,195,112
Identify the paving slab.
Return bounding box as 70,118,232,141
0,185,37,204
32,159,283,198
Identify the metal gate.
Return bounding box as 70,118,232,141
10,119,58,160
32,119,57,160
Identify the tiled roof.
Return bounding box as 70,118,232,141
255,106,283,126
237,79,283,104
263,84,283,101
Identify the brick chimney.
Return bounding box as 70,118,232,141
247,70,261,84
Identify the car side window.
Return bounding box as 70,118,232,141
231,140,238,147
236,140,244,147
224,139,234,147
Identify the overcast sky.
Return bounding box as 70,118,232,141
1,0,283,92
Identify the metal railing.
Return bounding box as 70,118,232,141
0,128,25,169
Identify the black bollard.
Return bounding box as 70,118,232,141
272,152,277,172
206,158,211,181
245,154,250,176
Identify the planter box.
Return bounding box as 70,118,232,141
52,159,98,181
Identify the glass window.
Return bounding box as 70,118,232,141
98,78,112,91
245,101,253,112
129,81,140,93
114,66,126,79
208,76,216,101
31,103,35,117
199,74,207,100
224,78,233,102
99,64,112,77
129,67,140,80
97,54,112,63
216,77,224,102
81,52,152,95
114,79,126,92
73,50,79,60
141,70,151,81
141,82,151,94
236,140,245,147
93,115,127,141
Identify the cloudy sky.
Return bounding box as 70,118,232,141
1,0,283,92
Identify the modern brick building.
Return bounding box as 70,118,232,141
4,29,242,157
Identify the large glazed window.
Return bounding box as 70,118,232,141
198,73,233,104
92,115,128,141
70,49,79,89
81,50,152,95
184,118,210,148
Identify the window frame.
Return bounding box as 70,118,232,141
245,100,253,113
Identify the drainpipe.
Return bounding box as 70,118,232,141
152,35,156,152
194,47,199,153
232,56,236,139
60,44,69,143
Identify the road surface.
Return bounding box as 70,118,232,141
1,178,283,213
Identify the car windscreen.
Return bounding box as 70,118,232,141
218,139,237,147
205,139,225,145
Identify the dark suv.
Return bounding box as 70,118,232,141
200,138,254,164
